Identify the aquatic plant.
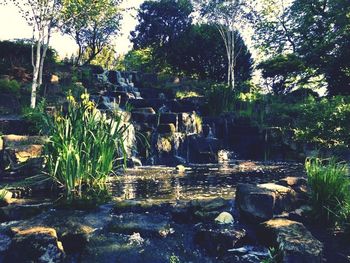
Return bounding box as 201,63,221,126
44,91,128,199
305,157,350,225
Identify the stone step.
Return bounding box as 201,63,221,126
0,116,32,135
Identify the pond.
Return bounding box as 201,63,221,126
0,161,306,263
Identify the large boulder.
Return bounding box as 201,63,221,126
260,219,323,263
236,183,297,222
4,227,65,262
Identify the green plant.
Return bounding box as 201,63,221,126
22,99,51,134
262,246,283,263
169,254,180,263
305,157,350,225
44,92,128,200
205,84,236,116
175,90,201,99
0,79,20,96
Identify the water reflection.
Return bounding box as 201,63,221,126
111,161,304,202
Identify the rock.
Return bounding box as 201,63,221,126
236,183,296,222
2,135,48,147
194,224,247,256
0,202,52,222
277,177,307,188
159,113,178,126
132,107,156,114
0,233,11,253
215,212,234,224
157,124,176,134
108,213,172,238
175,164,186,172
260,219,323,263
5,227,65,262
171,198,231,223
59,222,93,254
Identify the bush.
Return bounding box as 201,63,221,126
305,157,350,225
44,92,129,200
0,79,20,96
205,84,236,116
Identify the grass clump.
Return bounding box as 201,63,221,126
305,157,350,226
44,92,128,200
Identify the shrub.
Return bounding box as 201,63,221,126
205,84,236,116
0,79,20,96
44,92,129,199
305,157,350,225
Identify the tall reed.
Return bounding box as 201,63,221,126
45,92,128,199
305,157,350,224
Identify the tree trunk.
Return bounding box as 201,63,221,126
31,36,42,109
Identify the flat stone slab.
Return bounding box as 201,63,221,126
260,219,323,263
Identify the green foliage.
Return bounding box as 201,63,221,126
262,246,284,263
0,79,20,96
205,84,236,116
0,188,9,204
123,48,156,73
0,40,57,75
61,0,122,66
169,24,253,84
305,157,350,225
254,0,350,95
175,90,201,99
44,92,128,200
22,99,51,134
131,0,193,49
169,254,181,263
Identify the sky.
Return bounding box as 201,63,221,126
0,0,145,58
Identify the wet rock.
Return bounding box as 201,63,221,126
159,113,177,125
157,124,176,134
260,218,323,263
171,198,230,224
194,224,247,256
0,233,12,254
113,199,169,214
236,183,296,222
108,213,172,238
132,107,156,114
215,212,234,225
59,222,93,254
0,202,52,222
5,227,65,262
277,177,307,188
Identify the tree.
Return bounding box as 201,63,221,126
253,0,295,56
131,0,193,70
9,0,61,108
193,0,255,89
169,24,253,84
61,0,122,66
254,0,350,95
81,45,118,70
